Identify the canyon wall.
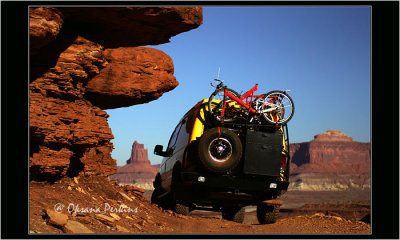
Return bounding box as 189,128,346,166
289,130,371,191
29,7,203,181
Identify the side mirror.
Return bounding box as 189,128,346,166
154,145,166,156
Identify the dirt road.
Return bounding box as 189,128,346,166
29,176,370,234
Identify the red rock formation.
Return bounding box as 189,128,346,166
29,7,64,53
289,130,370,191
30,36,115,180
290,130,370,174
29,7,203,181
85,47,178,109
109,141,157,187
127,141,150,165
58,7,203,48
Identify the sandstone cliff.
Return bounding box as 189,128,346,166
29,7,203,181
289,130,370,191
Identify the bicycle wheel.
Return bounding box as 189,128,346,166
208,88,242,122
258,90,294,125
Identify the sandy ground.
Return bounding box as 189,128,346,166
29,175,370,234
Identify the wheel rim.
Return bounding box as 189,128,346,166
262,92,293,124
209,89,242,122
208,138,232,163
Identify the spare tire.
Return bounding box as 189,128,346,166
198,127,242,173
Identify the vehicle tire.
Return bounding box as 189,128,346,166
173,202,190,216
259,90,294,125
257,204,280,224
222,206,245,223
151,174,163,204
169,166,190,216
208,88,242,122
198,127,242,173
151,187,162,204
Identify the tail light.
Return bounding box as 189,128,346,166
280,154,287,181
280,155,286,168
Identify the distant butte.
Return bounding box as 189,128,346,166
127,141,151,165
290,130,370,173
109,141,157,188
289,130,370,191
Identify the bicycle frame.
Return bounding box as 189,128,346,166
221,84,278,119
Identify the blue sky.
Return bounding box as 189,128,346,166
105,7,371,166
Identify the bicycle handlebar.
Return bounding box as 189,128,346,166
210,79,225,88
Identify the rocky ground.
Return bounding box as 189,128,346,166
30,176,370,234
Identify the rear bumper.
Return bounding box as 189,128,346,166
178,172,289,204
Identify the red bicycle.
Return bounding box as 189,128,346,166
208,79,294,125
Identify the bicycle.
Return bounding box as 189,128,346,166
208,79,294,125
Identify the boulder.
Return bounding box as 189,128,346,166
95,214,115,226
62,220,94,233
85,47,178,109
44,209,69,227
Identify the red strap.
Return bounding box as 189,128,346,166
217,127,221,140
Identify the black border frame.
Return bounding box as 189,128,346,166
1,1,398,239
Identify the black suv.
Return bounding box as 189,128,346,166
151,99,290,224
